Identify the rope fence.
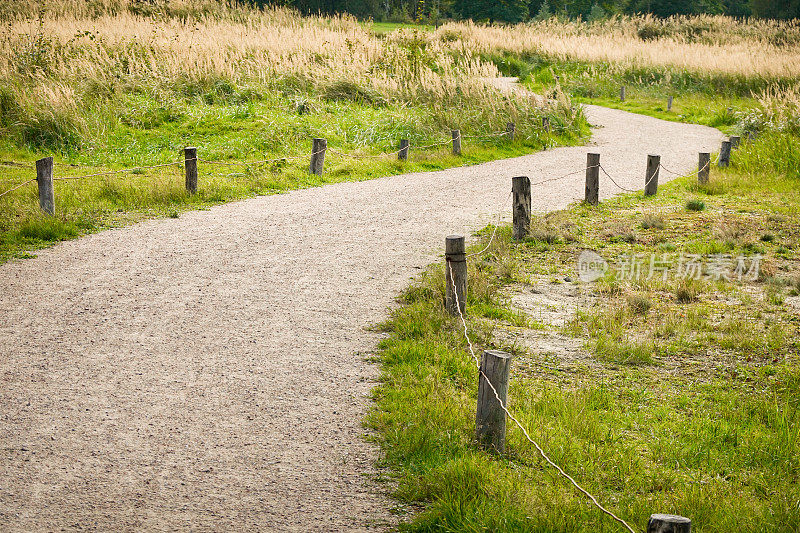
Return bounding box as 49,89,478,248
447,261,637,533
0,124,525,208
435,139,743,533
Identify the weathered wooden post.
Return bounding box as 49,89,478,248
512,176,531,240
647,514,691,533
398,139,410,161
667,95,674,111
36,157,55,215
184,147,198,194
310,138,327,175
698,152,710,185
451,130,461,156
730,135,741,150
542,116,550,133
445,235,467,316
476,349,512,454
645,154,660,196
620,85,626,102
585,153,600,205
506,122,515,141
719,140,731,168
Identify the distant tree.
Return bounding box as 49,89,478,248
534,0,551,19
752,0,800,19
587,2,606,20
456,0,529,22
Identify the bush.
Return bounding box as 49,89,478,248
485,53,531,81
322,80,386,106
686,199,706,211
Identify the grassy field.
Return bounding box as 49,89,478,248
2,8,798,262
370,81,800,531
0,2,586,261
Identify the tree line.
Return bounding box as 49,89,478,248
260,0,799,22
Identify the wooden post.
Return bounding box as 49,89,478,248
667,95,674,111
585,153,600,205
476,350,512,454
729,135,741,150
506,122,515,141
542,116,550,133
719,140,731,168
645,154,660,196
698,152,710,185
398,139,410,161
512,176,531,240
647,514,691,533
620,85,626,102
310,138,327,175
36,157,55,215
184,147,197,194
445,235,467,316
451,130,461,156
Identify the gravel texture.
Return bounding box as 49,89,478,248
0,105,723,531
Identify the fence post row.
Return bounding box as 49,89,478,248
184,147,198,194
475,349,513,454
451,130,462,156
512,176,531,240
645,154,660,196
506,122,515,142
445,235,467,316
698,152,711,185
719,140,732,168
398,139,410,161
585,153,600,205
647,514,691,533
36,157,55,215
310,138,327,175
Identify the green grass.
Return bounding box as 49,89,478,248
507,55,768,133
367,22,434,35
370,130,800,531
0,88,588,262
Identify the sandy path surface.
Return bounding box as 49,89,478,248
0,105,723,531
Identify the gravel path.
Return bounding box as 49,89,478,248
0,105,723,531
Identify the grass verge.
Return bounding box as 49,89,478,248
369,129,800,531
0,91,587,263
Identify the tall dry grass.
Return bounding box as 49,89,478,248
442,15,800,80
0,7,502,105
1,2,797,155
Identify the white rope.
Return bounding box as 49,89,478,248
0,179,36,199
53,160,186,181
447,262,636,533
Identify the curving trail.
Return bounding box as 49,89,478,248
0,106,723,531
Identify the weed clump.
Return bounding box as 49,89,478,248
686,199,705,211
675,279,700,303
626,293,653,315
641,214,665,229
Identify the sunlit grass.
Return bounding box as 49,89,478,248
372,131,800,531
